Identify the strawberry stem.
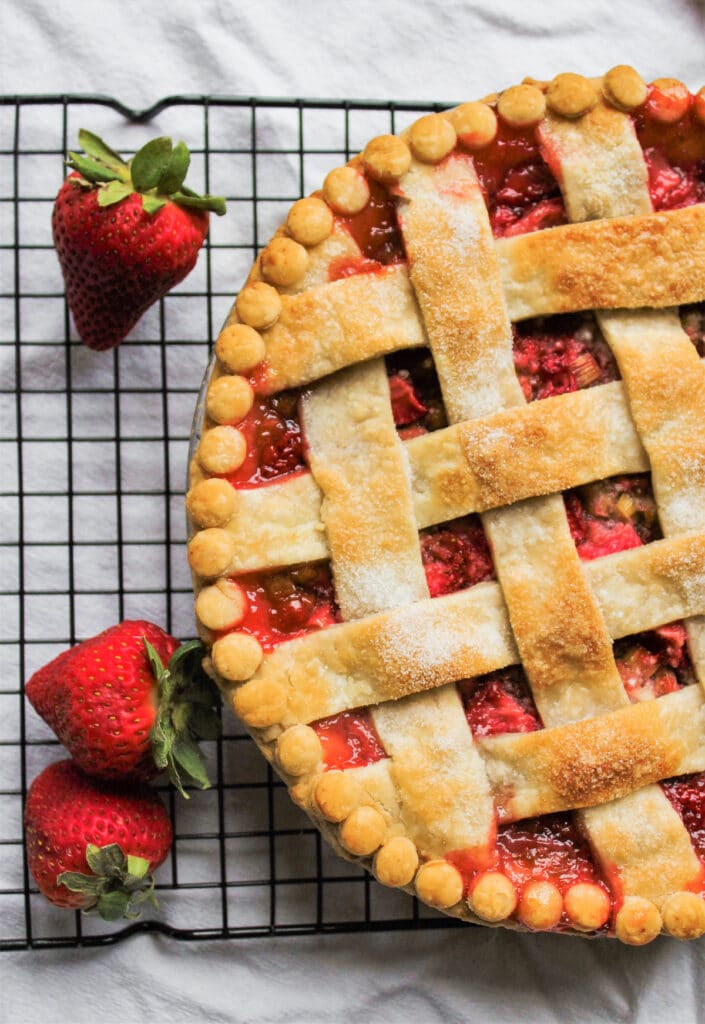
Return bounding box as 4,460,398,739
58,842,158,921
65,130,226,216
145,638,221,798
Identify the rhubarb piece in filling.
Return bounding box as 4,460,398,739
386,348,446,438
614,622,696,702
565,474,661,562
512,313,619,402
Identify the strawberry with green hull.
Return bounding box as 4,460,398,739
24,760,172,919
52,130,226,350
25,620,220,797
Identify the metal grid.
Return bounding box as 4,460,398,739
0,94,462,949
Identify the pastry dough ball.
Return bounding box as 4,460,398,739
314,771,360,822
340,805,387,856
661,892,705,940
374,836,419,888
186,478,236,528
546,73,597,118
216,324,266,373
497,84,546,127
564,882,611,931
415,860,463,909
603,65,648,112
198,426,247,474
323,166,370,215
206,375,254,424
287,197,334,247
518,881,563,931
195,579,246,631
214,632,264,685
446,102,498,150
614,897,662,945
260,236,309,287
409,114,457,163
468,872,518,923
235,282,282,329
362,135,412,183
187,528,235,578
276,725,322,776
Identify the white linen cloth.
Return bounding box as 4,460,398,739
2,0,705,1020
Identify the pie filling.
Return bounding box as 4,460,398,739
471,121,567,238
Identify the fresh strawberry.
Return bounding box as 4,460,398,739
52,130,226,350
25,759,172,919
25,620,220,796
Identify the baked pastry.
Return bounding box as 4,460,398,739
187,68,705,943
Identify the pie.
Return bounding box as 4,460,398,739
186,67,705,943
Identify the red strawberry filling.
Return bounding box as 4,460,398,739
663,772,705,870
227,564,339,652
225,390,307,488
512,314,619,402
614,622,695,702
330,179,406,280
420,516,495,597
565,474,660,561
313,709,386,771
458,667,541,737
471,121,566,238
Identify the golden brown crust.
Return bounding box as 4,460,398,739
479,686,705,821
259,266,426,391
301,359,429,620
497,203,705,321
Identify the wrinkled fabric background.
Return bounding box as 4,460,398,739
2,1,705,1021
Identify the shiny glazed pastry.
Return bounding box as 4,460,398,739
187,68,705,943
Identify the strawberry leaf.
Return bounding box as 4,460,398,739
157,140,190,195
97,180,132,208
126,855,150,881
78,130,127,175
66,152,121,184
58,871,103,897
141,194,167,215
130,137,173,192
97,890,131,921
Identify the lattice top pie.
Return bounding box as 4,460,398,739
187,68,705,943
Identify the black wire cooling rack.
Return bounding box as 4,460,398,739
0,94,465,950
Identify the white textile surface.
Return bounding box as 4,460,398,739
2,1,705,1021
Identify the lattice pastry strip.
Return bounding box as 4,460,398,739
188,68,705,942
